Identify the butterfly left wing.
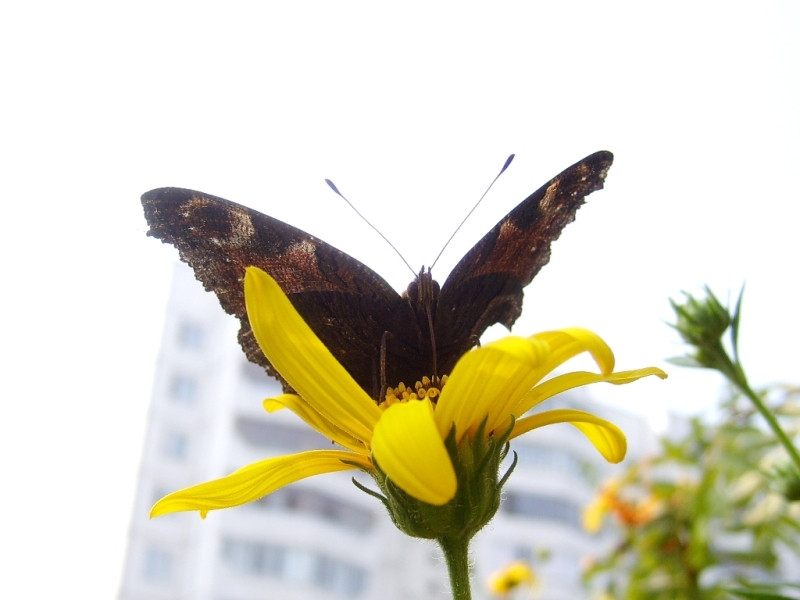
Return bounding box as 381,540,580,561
142,187,415,396
434,151,614,374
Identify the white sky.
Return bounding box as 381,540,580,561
1,2,798,598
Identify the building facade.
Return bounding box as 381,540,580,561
118,263,655,600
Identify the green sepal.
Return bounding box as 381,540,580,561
369,417,516,543
351,477,391,506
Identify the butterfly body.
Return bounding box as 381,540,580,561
142,151,613,398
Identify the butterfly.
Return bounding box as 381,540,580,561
142,150,613,398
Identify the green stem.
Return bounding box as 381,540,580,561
739,378,800,471
722,354,800,471
439,536,472,600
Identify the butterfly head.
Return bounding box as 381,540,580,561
394,266,443,383
403,266,440,308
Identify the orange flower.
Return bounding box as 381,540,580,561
583,479,661,533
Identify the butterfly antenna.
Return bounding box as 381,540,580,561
430,154,515,271
325,179,417,277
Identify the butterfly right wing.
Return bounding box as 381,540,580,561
142,187,414,396
435,151,614,374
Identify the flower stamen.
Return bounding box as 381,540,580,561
383,375,449,409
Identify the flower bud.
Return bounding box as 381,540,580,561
670,287,730,347
772,462,800,502
668,286,740,373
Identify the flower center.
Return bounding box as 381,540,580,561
382,375,449,409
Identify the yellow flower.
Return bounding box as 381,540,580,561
151,267,666,517
583,478,662,533
488,561,536,597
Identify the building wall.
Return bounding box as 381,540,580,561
119,263,655,600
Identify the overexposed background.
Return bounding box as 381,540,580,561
1,2,797,598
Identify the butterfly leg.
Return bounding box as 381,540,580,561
379,331,390,404
425,305,438,381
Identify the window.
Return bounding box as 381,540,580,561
177,321,204,349
220,539,368,596
502,492,581,529
236,417,332,452
143,547,173,582
169,374,197,403
161,431,189,460
510,444,586,479
315,555,367,596
222,539,284,576
249,487,373,532
283,548,316,583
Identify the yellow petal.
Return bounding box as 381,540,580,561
435,337,551,441
150,450,371,517
531,328,615,377
582,494,610,533
245,267,381,443
263,394,369,455
513,367,668,416
510,408,627,463
372,398,457,505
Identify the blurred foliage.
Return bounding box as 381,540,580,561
583,385,800,599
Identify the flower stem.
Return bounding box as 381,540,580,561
439,536,472,600
713,348,800,471
733,369,800,472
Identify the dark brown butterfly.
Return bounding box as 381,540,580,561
142,151,613,398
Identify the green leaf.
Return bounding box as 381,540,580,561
728,591,800,600
728,590,772,599
731,282,745,362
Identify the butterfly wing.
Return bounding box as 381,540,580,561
142,188,416,396
435,151,614,374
